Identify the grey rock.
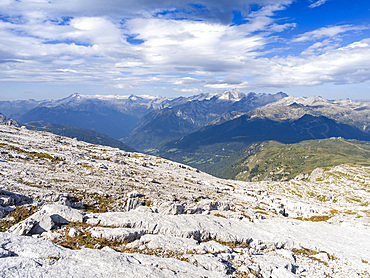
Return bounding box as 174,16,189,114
8,204,84,235
0,207,7,219
8,219,37,235
90,227,146,242
0,113,20,127
158,202,185,215
127,190,139,198
0,232,227,278
186,254,230,274
126,198,143,211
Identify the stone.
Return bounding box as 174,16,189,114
8,219,37,235
8,204,84,235
89,227,146,243
0,233,228,278
0,207,7,219
158,202,185,215
126,198,143,211
68,228,82,237
1,124,370,278
127,190,139,198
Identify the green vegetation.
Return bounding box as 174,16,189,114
222,138,370,182
157,137,370,182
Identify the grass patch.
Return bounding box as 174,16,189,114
201,238,250,250
53,222,121,250
213,213,227,218
1,143,62,163
295,215,332,222
0,206,38,232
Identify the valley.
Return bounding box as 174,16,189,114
1,91,369,182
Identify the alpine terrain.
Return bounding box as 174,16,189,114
0,119,369,277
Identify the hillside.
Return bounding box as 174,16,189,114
221,138,370,181
0,124,369,277
24,121,135,152
155,114,370,176
18,101,139,139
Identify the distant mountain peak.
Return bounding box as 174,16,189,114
267,95,328,107
213,89,245,101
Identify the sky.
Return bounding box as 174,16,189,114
0,0,369,101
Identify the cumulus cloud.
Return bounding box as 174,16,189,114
0,0,368,94
252,38,370,87
0,0,290,24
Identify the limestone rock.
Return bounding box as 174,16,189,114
68,228,82,237
158,201,185,215
8,204,84,235
89,227,146,242
126,198,143,211
7,219,37,235
0,233,228,278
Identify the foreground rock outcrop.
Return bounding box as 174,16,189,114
0,124,369,277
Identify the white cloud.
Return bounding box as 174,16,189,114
107,84,134,89
293,25,366,43
205,82,249,89
174,77,201,85
0,0,290,24
251,38,370,87
174,88,203,94
0,0,368,94
309,0,327,8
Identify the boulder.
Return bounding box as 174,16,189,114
8,204,84,235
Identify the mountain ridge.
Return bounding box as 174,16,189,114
24,120,135,152
125,91,288,149
155,114,370,177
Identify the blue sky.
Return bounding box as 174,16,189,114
0,0,369,100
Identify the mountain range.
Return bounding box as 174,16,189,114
16,94,167,139
0,90,288,145
1,90,369,180
125,90,288,149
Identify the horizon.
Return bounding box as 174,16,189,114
0,0,369,100
1,89,370,102
1,90,370,103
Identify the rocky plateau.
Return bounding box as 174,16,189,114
0,124,369,277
